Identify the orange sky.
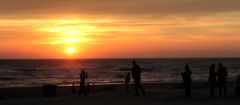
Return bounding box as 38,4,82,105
0,0,240,59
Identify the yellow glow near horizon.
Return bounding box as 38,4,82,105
38,24,96,45
38,22,97,56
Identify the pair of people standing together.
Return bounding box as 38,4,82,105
182,63,228,97
209,63,228,96
131,61,146,96
125,61,146,96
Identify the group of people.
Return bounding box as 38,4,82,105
75,61,229,97
76,60,146,97
124,61,146,96
182,63,228,97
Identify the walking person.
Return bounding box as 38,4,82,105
209,64,216,96
132,60,145,96
216,63,228,96
181,64,192,97
78,70,88,96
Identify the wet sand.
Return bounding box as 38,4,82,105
0,82,239,105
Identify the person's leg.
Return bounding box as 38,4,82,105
189,85,191,97
134,79,139,96
138,81,145,96
212,86,215,96
79,82,84,96
187,85,191,97
83,84,87,96
219,85,222,96
185,86,188,97
78,86,82,96
185,83,191,97
210,84,214,96
223,84,227,96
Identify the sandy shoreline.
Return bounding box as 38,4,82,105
0,82,239,105
0,82,237,99
0,86,240,105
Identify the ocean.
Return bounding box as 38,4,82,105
0,58,240,88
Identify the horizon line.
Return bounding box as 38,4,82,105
1,57,240,60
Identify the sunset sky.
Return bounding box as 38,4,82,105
0,0,240,59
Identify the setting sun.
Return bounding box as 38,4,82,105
65,48,77,54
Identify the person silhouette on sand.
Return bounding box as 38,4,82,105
216,63,228,96
209,64,216,96
181,64,192,97
132,60,145,96
125,72,131,92
78,70,88,96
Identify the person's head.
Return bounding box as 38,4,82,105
132,60,136,65
219,63,223,67
72,83,75,85
79,70,84,75
211,64,215,68
185,64,189,70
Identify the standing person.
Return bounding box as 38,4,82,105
78,70,88,96
132,60,145,96
216,63,228,96
209,64,216,96
181,64,192,97
125,72,131,92
71,83,76,94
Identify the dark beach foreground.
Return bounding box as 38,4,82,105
0,82,239,105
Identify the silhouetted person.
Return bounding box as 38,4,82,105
125,72,131,92
71,83,76,94
209,64,216,96
181,64,192,97
216,63,228,96
78,70,88,96
132,61,145,96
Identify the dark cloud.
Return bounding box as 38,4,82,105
0,0,240,18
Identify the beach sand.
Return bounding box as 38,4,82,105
0,83,240,105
